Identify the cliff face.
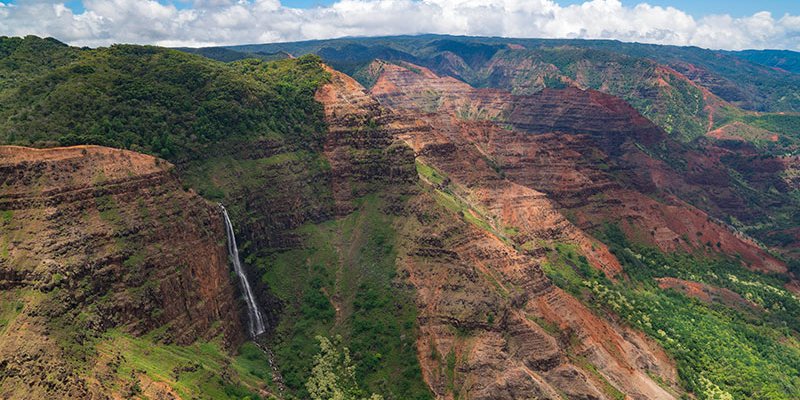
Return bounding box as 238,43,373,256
328,60,800,398
372,61,622,276
422,46,738,142
2,40,798,399
0,145,241,398
370,60,785,274
312,62,679,399
397,192,679,399
315,65,418,214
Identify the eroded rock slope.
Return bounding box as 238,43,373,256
319,62,683,399
0,145,241,398
370,60,784,274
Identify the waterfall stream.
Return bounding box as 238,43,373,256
220,204,266,338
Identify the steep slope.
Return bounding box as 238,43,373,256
368,61,800,398
0,145,252,398
220,67,431,399
321,60,682,400
370,61,784,272
3,36,800,400
0,38,433,399
410,43,793,146
186,35,800,255
398,191,680,399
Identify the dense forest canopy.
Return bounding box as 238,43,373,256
0,36,329,163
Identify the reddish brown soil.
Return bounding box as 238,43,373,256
313,62,684,399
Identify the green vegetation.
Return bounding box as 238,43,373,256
415,159,446,186
496,46,713,141
571,355,626,400
0,37,329,162
239,35,800,148
96,330,272,399
181,150,330,206
415,159,516,248
731,50,800,74
542,224,800,399
5,34,800,399
95,195,122,225
1,210,13,224
306,335,383,400
255,195,431,400
742,113,800,144
0,36,426,400
0,36,80,91
0,290,26,333
541,243,604,296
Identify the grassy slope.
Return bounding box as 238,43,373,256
93,331,275,399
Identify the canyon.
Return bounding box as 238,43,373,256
1,35,800,399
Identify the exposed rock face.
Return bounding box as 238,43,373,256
315,65,418,214
397,192,679,399
430,46,735,141
370,60,784,274
326,61,681,399
227,65,419,256
371,60,510,118
330,59,800,398
0,145,242,398
507,87,663,147
371,61,622,276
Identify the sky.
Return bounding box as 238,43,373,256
1,0,799,50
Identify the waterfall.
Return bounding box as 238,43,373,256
220,204,266,338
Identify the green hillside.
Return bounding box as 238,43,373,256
0,37,328,162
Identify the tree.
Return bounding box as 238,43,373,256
306,335,383,400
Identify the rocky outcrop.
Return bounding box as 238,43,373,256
371,60,509,120
507,87,663,147
342,59,800,398
0,145,242,398
371,61,622,277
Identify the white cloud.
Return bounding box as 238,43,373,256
0,0,798,50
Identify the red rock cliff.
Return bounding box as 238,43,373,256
0,145,242,398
